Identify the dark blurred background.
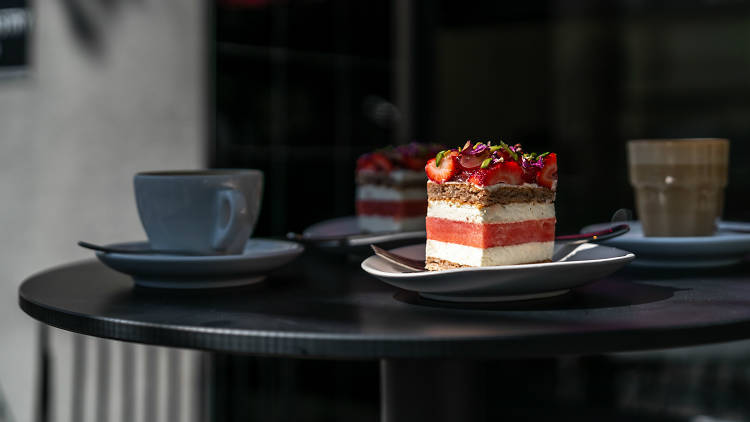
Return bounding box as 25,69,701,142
211,0,750,238
207,5,750,418
3,1,750,421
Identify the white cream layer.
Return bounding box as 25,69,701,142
389,169,426,184
426,239,553,266
358,215,425,233
427,200,554,224
359,169,426,184
357,185,427,201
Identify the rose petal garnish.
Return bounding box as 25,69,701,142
467,143,488,155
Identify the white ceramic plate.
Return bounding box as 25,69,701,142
96,238,304,288
580,221,750,268
302,216,426,253
361,243,634,302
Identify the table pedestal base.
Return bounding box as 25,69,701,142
380,358,484,422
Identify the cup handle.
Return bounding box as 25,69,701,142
212,189,248,251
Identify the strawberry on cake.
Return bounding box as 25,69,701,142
356,143,443,233
424,141,558,270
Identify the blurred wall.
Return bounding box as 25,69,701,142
0,1,204,421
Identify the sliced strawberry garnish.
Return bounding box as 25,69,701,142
468,161,523,186
488,161,523,185
402,155,427,171
370,152,394,172
425,152,458,184
537,153,557,190
522,166,539,184
356,154,376,171
466,168,490,186
459,152,489,169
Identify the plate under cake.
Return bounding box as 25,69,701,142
361,242,635,302
355,143,442,233
424,141,558,271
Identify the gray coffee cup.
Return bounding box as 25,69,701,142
134,170,263,254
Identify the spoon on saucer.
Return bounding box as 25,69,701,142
286,230,426,247
371,245,426,271
371,209,632,271
77,241,225,256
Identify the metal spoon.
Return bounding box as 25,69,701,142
551,208,631,261
550,223,630,261
286,230,425,247
371,244,426,271
77,241,225,256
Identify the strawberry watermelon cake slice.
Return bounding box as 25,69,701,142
424,141,558,270
356,143,443,233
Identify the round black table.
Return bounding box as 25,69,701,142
18,252,750,421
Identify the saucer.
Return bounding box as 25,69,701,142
302,216,426,254
361,243,634,302
580,220,750,268
95,238,304,288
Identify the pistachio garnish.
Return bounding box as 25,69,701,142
435,150,447,167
